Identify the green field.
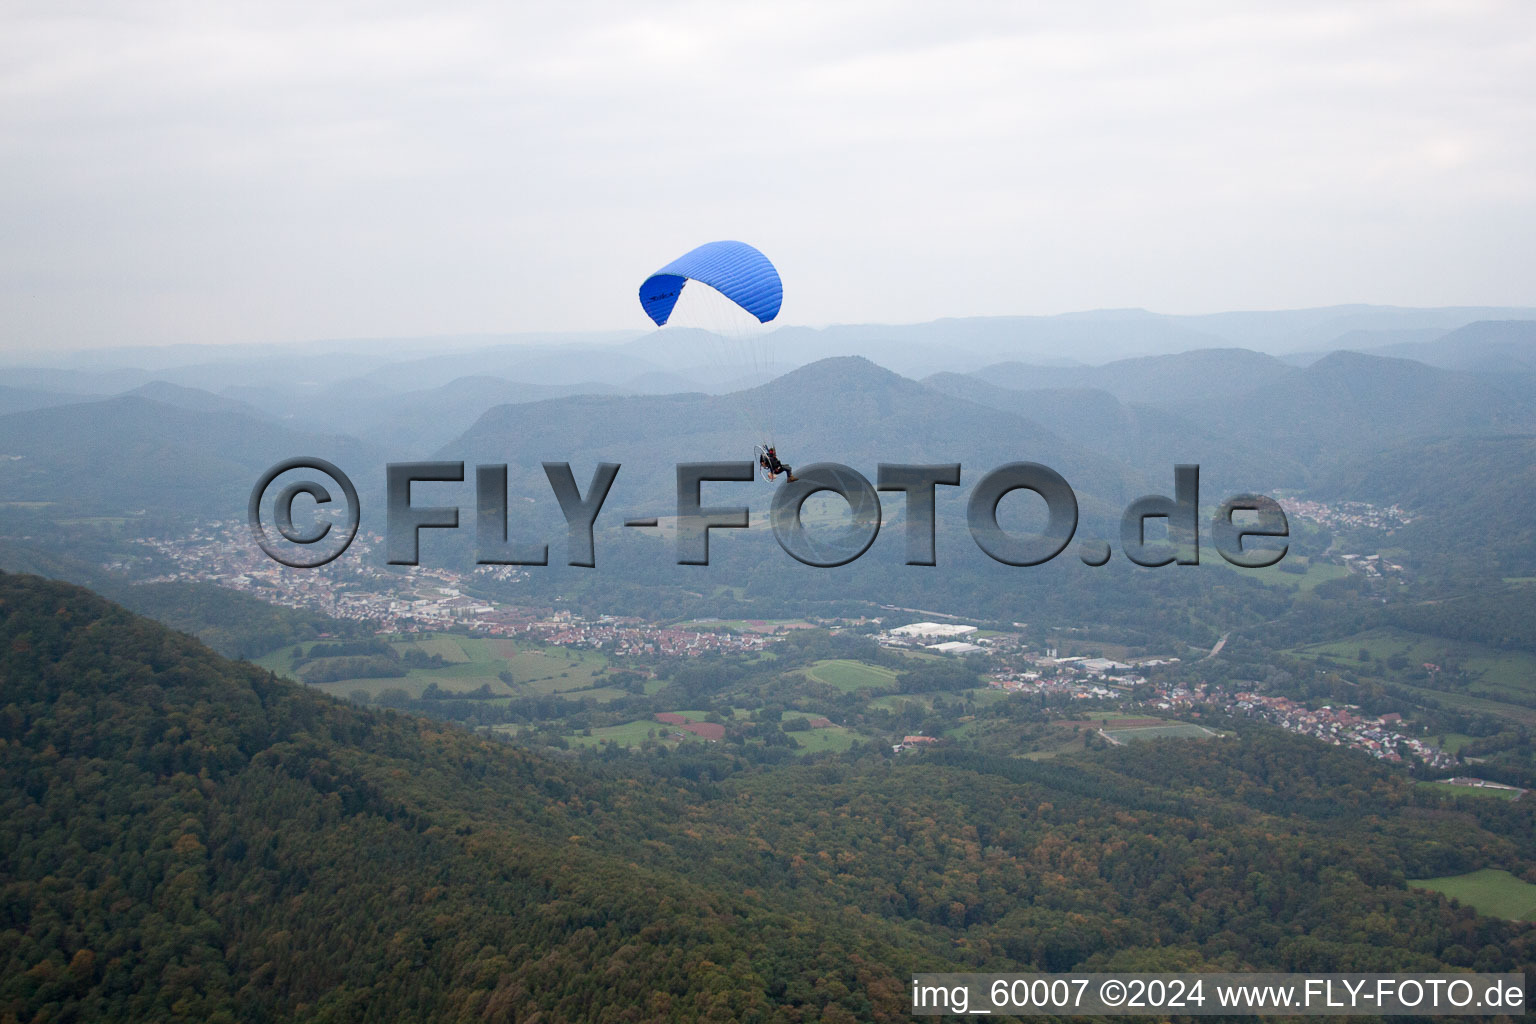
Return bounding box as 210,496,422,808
1291,627,1536,711
1397,683,1536,728
789,726,859,755
256,632,616,701
566,720,678,749
802,659,898,692
889,648,942,663
1409,869,1536,921
866,688,997,713
1417,781,1521,801
1208,554,1349,592
1428,733,1475,754
562,709,858,756
409,633,472,662
1103,723,1219,743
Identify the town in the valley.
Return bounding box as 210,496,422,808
117,512,1505,793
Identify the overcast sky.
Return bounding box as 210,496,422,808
3,0,1535,351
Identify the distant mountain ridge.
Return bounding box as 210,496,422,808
8,306,1535,399
0,394,381,517
126,380,274,420
444,355,1145,520
356,376,624,452
1,343,1529,542
1313,434,1536,572
0,385,98,417
957,348,1299,406
1193,350,1536,463
1361,320,1536,372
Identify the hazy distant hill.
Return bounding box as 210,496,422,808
1291,327,1448,364
1314,434,1536,572
10,306,1534,403
1184,304,1536,351
0,365,154,395
3,335,1533,560
356,376,624,453
444,356,1144,520
634,313,1227,379
1362,320,1536,373
934,347,1536,523
1192,351,1536,465
0,395,380,517
661,306,1536,376
220,376,402,428
353,342,665,392
963,348,1299,408
922,374,1308,495
126,380,275,420
0,385,96,416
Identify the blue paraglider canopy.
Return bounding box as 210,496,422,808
638,240,782,326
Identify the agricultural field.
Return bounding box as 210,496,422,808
866,693,924,713
787,725,860,755
1417,781,1522,801
1103,723,1220,742
802,658,898,692
993,720,1102,760
1227,556,1350,592
866,687,999,713
1428,733,1476,754
1021,733,1097,760
566,720,679,749
942,718,987,741
1091,715,1223,744
1409,869,1536,921
1387,681,1536,729
1291,628,1536,708
561,708,859,756
769,707,861,756
257,632,617,701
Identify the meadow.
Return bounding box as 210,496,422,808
562,706,860,756
257,632,621,700
801,658,898,691
1206,549,1350,592
1409,869,1536,921
1417,781,1521,801
1103,722,1221,742
1291,627,1536,712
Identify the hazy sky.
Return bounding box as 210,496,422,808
4,1,1535,351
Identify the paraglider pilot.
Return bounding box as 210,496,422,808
760,446,797,483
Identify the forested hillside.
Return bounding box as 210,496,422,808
2,572,1533,1022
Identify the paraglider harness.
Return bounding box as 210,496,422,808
756,444,793,482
